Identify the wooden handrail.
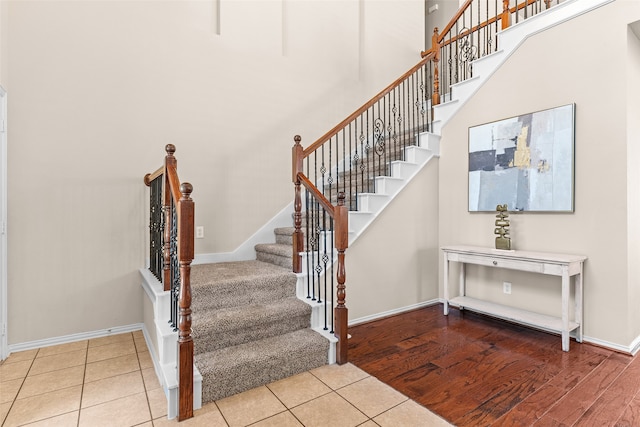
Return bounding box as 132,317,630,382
438,0,474,42
297,173,335,217
421,0,546,56
439,0,544,47
302,52,435,158
166,164,182,207
144,166,163,186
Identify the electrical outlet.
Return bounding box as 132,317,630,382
196,226,204,239
503,281,512,294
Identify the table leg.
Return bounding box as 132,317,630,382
443,255,449,315
459,263,466,310
575,265,583,343
561,266,570,351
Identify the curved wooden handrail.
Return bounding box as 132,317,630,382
144,166,164,186
302,51,435,158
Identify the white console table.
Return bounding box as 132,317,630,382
442,245,587,351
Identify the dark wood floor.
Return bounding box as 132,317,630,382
348,304,640,426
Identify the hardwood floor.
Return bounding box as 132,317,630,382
348,304,640,426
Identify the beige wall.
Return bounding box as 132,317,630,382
628,22,640,343
5,0,424,345
349,160,440,322
438,0,640,347
424,0,460,50
0,0,6,87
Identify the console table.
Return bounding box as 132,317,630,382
442,245,587,351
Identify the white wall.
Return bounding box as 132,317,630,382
5,0,424,345
627,21,640,344
438,0,640,347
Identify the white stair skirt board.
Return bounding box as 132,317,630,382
140,269,203,419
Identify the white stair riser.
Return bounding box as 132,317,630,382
432,99,460,122
404,146,433,164
450,75,481,101
373,176,405,196
357,193,389,212
419,133,440,155
391,161,420,180
348,211,375,231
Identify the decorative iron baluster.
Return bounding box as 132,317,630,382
305,187,311,299
149,174,163,281
169,197,180,332
329,215,335,333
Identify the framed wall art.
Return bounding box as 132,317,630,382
468,103,575,212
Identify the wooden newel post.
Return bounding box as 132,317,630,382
292,135,304,274
501,0,511,30
431,27,441,109
334,192,349,365
178,182,194,421
162,144,177,291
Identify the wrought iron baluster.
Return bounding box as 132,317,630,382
313,201,322,301
149,175,163,281
305,159,312,299
350,124,357,211
329,215,335,334
170,197,179,332
356,118,369,193
366,109,371,193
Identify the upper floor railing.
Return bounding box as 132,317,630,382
144,144,195,422
422,0,561,105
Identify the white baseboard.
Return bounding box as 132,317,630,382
348,299,441,326
629,334,640,356
583,335,639,356
7,323,144,355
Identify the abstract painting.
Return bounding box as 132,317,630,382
468,104,575,212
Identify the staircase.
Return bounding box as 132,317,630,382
142,0,614,419
190,259,329,403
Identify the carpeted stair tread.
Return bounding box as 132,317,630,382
274,227,294,245
195,328,330,403
254,243,291,257
191,260,296,311
192,297,312,354
255,243,293,269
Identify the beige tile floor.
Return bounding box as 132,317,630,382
0,331,451,426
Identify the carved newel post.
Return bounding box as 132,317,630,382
495,204,511,250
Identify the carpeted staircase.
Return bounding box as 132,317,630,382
191,242,328,403
190,132,419,404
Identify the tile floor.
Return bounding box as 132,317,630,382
0,331,451,426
